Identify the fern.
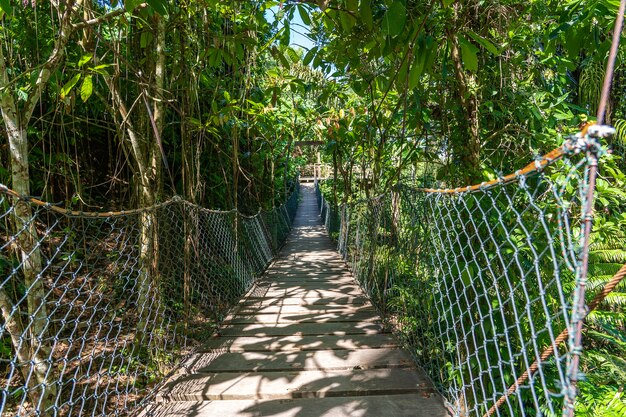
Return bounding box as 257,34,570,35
587,310,626,327
576,351,626,417
615,119,626,142
589,249,626,264
579,58,605,115
579,191,626,415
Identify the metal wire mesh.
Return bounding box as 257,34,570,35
0,184,299,416
316,184,341,238
318,140,597,416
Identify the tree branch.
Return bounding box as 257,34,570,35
72,3,148,30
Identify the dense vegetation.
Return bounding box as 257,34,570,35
0,0,625,415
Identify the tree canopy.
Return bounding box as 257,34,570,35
1,1,625,414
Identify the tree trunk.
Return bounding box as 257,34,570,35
449,35,481,184
1,85,57,413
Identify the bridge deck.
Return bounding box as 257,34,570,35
143,184,449,416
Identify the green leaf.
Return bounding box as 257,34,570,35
396,61,410,91
382,1,406,37
549,21,573,40
360,0,373,30
443,0,456,6
78,54,93,68
346,0,359,13
125,0,143,12
16,88,27,102
80,75,93,102
465,30,499,55
339,11,357,33
146,0,167,15
278,50,291,69
280,22,291,46
91,64,113,76
287,47,300,63
459,37,479,72
140,31,153,48
60,73,81,99
313,52,323,68
303,46,318,66
409,54,423,90
0,0,13,16
423,36,437,72
297,5,311,26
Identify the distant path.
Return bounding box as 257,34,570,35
142,183,449,417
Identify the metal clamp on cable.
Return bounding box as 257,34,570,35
586,124,616,139
563,123,613,155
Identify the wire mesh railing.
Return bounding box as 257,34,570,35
0,183,299,416
316,185,341,238
317,131,619,416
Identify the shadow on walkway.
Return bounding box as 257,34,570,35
141,184,449,417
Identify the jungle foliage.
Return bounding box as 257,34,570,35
0,0,625,415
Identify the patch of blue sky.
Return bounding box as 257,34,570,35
265,4,316,52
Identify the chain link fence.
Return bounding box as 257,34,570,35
0,183,299,416
316,185,341,238
317,137,606,416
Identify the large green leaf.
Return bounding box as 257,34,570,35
0,0,13,16
297,5,311,26
465,30,499,55
360,0,373,29
382,1,406,37
346,0,359,13
287,47,300,63
60,73,81,99
280,22,291,46
78,54,93,68
303,46,318,66
80,75,93,102
147,0,167,15
125,0,143,12
459,37,479,72
409,54,423,90
339,11,357,33
140,31,153,48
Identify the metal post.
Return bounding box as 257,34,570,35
564,2,625,415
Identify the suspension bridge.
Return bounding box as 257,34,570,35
141,183,448,416
2,125,626,417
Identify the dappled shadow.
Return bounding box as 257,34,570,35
139,183,449,417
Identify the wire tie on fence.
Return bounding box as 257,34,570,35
569,345,583,357
563,386,577,402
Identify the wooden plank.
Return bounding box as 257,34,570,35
181,348,414,373
218,321,387,337
200,334,400,353
143,394,450,417
225,310,379,324
156,368,433,401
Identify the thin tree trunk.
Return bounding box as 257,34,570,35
449,35,481,184
0,49,57,413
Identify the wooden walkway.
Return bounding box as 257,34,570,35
142,184,449,416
